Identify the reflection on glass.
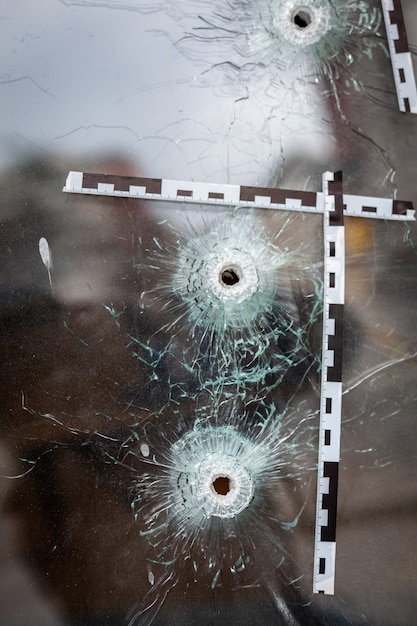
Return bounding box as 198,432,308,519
1,1,417,625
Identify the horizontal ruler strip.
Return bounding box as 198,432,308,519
382,0,417,113
313,171,344,596
63,171,415,221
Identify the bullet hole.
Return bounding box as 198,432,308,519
220,268,240,286
292,8,312,29
212,475,231,496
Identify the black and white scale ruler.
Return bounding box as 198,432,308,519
63,171,415,221
62,170,414,594
382,0,417,113
313,171,344,595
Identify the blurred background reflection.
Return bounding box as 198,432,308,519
1,1,417,625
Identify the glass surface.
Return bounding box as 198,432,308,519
1,1,417,625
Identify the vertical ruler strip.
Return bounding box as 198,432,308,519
313,171,345,595
381,0,417,113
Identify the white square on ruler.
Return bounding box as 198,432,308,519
129,186,147,196
97,183,115,194
254,195,271,206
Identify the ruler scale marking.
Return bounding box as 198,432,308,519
63,171,415,221
313,171,345,595
382,0,417,114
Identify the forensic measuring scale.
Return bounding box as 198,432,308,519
63,168,414,595
61,0,417,598
382,0,417,113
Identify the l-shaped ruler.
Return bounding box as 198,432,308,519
382,0,417,113
63,170,414,595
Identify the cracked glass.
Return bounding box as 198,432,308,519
1,1,417,625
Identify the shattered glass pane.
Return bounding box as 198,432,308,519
1,1,417,625
130,205,322,395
